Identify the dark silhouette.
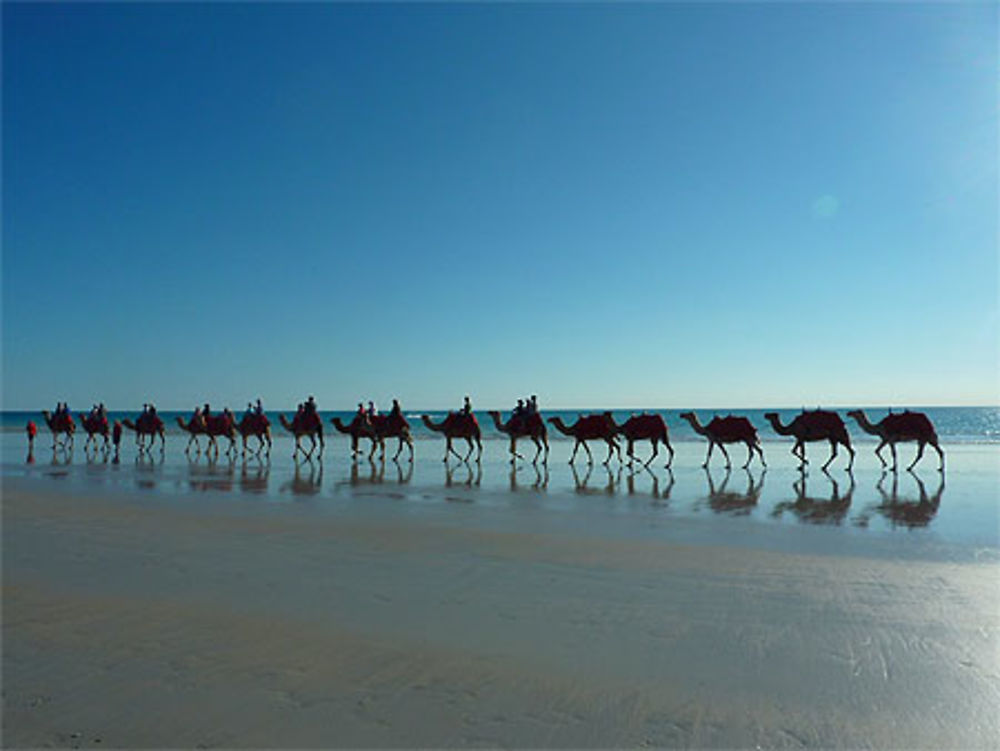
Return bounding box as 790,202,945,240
488,410,549,465
122,408,166,452
333,411,414,462
279,410,324,459
77,411,110,450
607,412,674,468
764,410,854,471
846,409,944,472
236,412,272,457
679,411,765,469
41,410,75,450
547,414,620,465
421,412,482,463
856,470,945,529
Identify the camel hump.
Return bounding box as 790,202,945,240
883,410,935,436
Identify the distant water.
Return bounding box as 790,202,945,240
4,406,999,443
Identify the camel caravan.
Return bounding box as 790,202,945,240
37,398,946,472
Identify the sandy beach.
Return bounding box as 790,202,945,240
3,463,998,749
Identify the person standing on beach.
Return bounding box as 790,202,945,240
26,420,37,449
112,420,122,463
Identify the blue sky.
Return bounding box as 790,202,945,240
3,3,997,410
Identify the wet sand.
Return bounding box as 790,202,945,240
3,475,998,749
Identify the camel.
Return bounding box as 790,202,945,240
764,410,854,471
547,414,620,465
279,411,324,459
332,412,414,462
679,412,765,469
41,410,75,449
421,412,482,462
178,412,237,456
236,412,272,457
608,413,674,468
77,412,110,450
176,415,207,454
488,410,548,465
331,415,378,459
122,411,166,452
846,410,944,472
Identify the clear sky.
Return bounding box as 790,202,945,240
3,2,997,410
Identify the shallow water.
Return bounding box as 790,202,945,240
3,426,997,562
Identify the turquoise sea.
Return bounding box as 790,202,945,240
3,406,998,561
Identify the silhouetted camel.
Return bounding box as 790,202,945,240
41,410,75,450
279,412,324,459
488,410,549,465
679,412,765,469
176,415,207,454
421,412,482,462
764,410,854,471
331,415,379,460
236,412,272,457
334,413,414,462
608,413,674,468
123,411,166,452
548,414,620,465
771,469,854,525
77,412,110,450
846,410,944,472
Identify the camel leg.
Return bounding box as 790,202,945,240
822,440,838,471
931,440,945,472
531,437,542,464
625,439,636,466
888,441,899,472
743,442,754,470
568,440,581,464
702,441,714,468
543,437,549,465
463,437,474,463
583,441,594,465
476,437,483,463
509,437,521,464
718,443,732,470
602,440,615,466
845,442,855,472
908,441,927,472
644,439,659,468
874,440,888,468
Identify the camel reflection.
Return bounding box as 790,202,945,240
625,466,674,505
857,470,945,529
445,459,481,488
700,467,765,515
188,454,236,492
771,469,854,525
239,458,271,494
283,457,323,496
509,462,549,492
571,463,618,496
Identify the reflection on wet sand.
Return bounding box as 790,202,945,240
238,458,271,494
571,463,618,496
281,457,323,496
625,467,674,504
771,469,854,525
187,455,236,493
699,467,765,515
342,457,414,488
508,462,549,492
855,470,945,529
445,460,482,489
